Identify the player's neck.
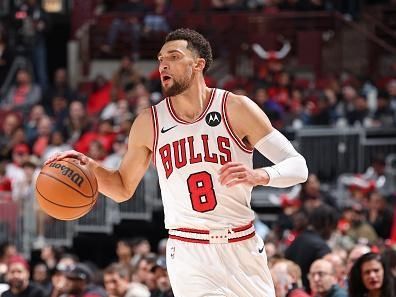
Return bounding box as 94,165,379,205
170,80,211,122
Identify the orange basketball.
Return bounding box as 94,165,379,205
35,158,98,221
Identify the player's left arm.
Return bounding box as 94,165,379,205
219,94,308,188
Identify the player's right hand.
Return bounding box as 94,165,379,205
44,150,90,166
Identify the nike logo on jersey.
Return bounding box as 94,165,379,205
161,125,177,133
258,246,264,253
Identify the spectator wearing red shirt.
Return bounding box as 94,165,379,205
74,119,116,155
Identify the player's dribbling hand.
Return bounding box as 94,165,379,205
44,150,90,166
218,162,270,187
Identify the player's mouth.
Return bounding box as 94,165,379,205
161,75,172,84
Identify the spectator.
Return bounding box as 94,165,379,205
59,100,91,146
32,115,53,157
87,140,107,162
143,0,172,35
115,239,134,269
386,79,396,115
44,68,77,112
371,90,394,127
323,253,347,288
132,255,157,293
308,259,347,297
131,238,151,266
47,254,78,297
0,113,22,160
366,191,393,240
63,263,106,297
298,174,337,212
101,99,133,132
150,257,173,297
86,74,111,116
0,242,17,283
0,27,14,91
253,87,283,129
346,244,371,275
13,0,49,90
40,245,62,271
5,143,30,201
342,202,378,244
103,263,150,297
285,204,338,291
24,104,46,145
111,56,142,100
31,263,51,296
41,130,72,164
0,161,12,199
1,255,46,297
103,136,128,170
100,0,146,60
2,69,42,116
19,157,39,201
74,119,116,155
348,252,395,297
271,259,309,297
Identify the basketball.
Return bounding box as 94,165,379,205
35,158,98,221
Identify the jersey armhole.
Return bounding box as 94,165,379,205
150,106,159,165
221,92,254,154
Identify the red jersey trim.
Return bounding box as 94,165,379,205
228,231,256,243
175,222,253,234
169,235,210,244
150,106,159,165
166,88,216,124
169,232,256,244
175,227,210,234
221,92,254,154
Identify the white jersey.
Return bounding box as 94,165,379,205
151,88,256,230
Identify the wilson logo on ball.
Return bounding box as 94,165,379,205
49,162,84,187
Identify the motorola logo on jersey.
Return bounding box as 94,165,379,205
205,112,221,127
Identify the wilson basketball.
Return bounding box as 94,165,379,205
35,158,98,221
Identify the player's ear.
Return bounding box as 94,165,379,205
194,58,206,72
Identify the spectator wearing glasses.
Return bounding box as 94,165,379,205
308,259,348,297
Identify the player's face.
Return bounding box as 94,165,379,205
157,40,198,97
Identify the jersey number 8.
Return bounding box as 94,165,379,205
187,171,217,212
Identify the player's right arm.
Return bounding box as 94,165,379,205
45,109,153,203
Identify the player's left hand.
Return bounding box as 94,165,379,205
218,162,269,187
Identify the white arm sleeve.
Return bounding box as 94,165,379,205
254,129,308,188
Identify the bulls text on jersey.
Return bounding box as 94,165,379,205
158,134,232,178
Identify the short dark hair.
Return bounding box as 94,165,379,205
165,28,213,74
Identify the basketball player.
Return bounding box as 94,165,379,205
47,28,308,297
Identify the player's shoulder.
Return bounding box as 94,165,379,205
133,108,153,126
224,90,256,114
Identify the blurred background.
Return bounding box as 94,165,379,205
0,0,396,296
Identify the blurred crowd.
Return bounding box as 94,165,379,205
1,0,396,296
1,167,396,296
0,238,173,297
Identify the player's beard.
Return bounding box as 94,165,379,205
162,73,193,97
